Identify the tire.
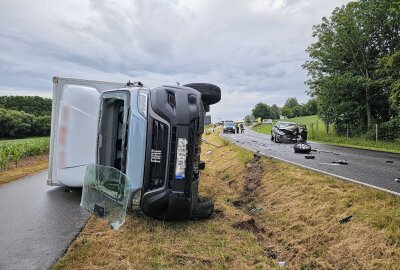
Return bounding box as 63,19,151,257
294,142,312,153
270,133,274,141
191,199,214,220
184,83,221,105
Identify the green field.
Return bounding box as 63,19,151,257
252,115,400,153
0,137,50,170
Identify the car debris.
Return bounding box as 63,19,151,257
248,206,263,214
305,155,315,159
339,215,353,224
395,178,400,183
332,160,348,165
386,160,394,163
294,142,312,154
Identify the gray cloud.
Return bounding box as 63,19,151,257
0,0,351,120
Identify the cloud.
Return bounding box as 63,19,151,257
0,0,351,120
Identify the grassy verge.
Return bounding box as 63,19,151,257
251,115,400,153
54,131,400,270
0,154,48,185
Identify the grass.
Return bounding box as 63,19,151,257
54,131,400,270
252,115,400,153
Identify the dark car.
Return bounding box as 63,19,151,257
223,121,236,133
271,121,307,143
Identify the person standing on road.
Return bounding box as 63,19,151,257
240,123,244,133
235,123,240,134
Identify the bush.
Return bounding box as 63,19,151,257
0,108,51,138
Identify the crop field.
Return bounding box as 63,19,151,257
0,137,49,171
252,115,400,153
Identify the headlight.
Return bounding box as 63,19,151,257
138,89,149,118
175,138,188,180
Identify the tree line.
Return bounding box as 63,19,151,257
0,96,52,138
303,0,400,138
245,97,318,123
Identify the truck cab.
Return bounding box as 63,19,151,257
48,77,221,220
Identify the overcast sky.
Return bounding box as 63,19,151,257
0,0,351,120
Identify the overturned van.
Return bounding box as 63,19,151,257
48,77,221,221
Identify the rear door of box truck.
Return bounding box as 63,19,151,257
48,77,126,187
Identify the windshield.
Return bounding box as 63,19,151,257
224,121,235,127
279,122,296,128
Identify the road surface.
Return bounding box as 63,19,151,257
221,130,400,195
0,171,90,270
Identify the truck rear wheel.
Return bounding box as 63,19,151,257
184,83,221,105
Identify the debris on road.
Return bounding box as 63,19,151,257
294,142,312,154
339,215,353,224
332,160,348,165
305,155,315,159
386,160,394,163
395,178,400,183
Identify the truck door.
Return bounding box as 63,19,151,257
48,77,126,187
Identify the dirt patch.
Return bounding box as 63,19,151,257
240,153,265,204
0,154,49,185
212,208,225,218
232,218,265,233
231,200,245,208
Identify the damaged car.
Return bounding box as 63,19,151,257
48,77,221,227
271,121,308,143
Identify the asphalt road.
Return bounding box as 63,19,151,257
221,130,400,195
0,171,90,270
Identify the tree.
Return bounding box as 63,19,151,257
252,103,272,120
303,0,400,131
244,114,255,124
270,104,280,119
280,106,292,118
284,98,299,108
304,99,318,115
0,96,52,116
291,105,302,117
376,51,400,114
